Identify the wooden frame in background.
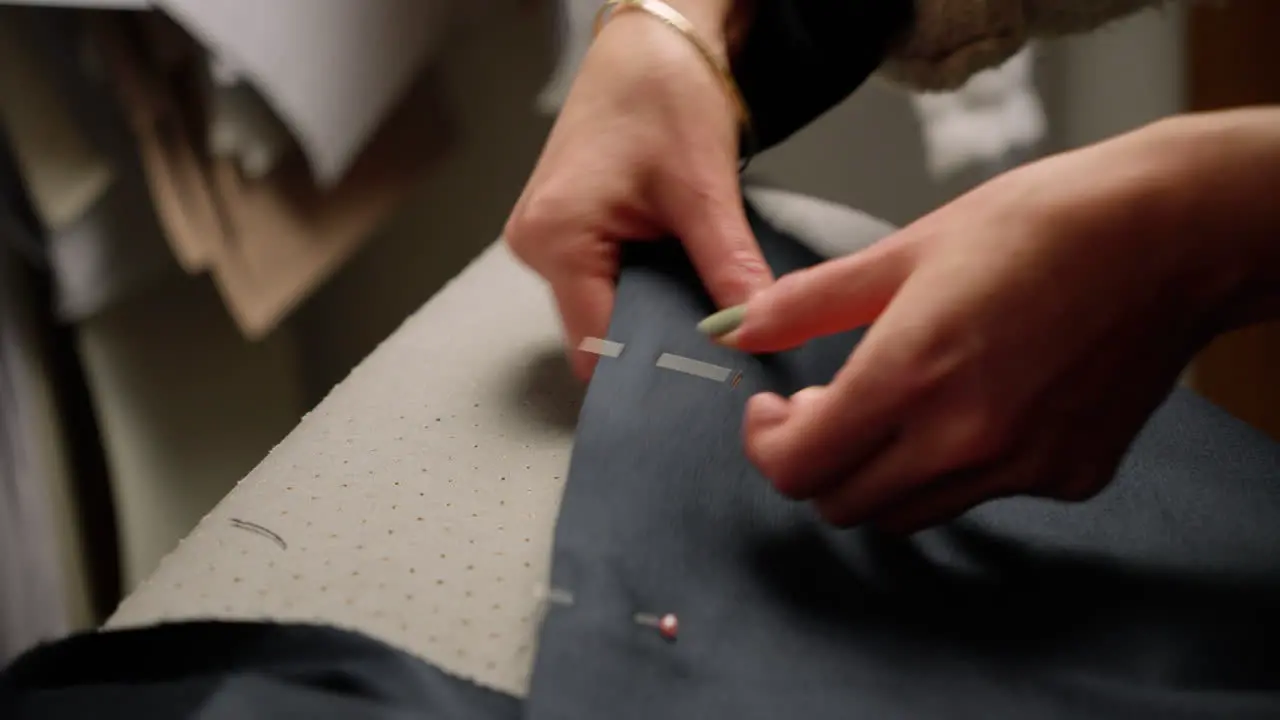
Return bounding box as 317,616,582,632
1185,1,1280,438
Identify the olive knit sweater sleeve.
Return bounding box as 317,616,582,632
886,0,1173,89
732,0,1174,152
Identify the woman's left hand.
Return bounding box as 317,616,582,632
720,119,1247,533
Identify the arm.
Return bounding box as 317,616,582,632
1142,107,1280,327
711,105,1280,531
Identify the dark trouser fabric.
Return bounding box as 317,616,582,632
6,208,1280,719
527,206,1280,719
0,621,520,719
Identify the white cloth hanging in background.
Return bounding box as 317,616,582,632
205,72,296,183
4,0,452,189
0,0,476,335
155,0,449,188
908,45,1046,179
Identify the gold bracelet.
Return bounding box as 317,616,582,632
593,0,752,134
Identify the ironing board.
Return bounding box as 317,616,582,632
105,187,895,697
17,184,1280,718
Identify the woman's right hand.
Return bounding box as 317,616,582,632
504,2,772,380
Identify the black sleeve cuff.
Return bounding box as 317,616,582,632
734,0,915,157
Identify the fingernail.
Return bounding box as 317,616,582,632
697,304,746,341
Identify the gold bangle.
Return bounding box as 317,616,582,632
593,0,752,133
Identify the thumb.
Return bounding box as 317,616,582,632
712,239,915,353
667,176,773,310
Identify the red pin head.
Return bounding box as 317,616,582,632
657,613,679,641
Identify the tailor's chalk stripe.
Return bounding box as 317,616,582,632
655,353,734,383
579,337,625,357
546,588,575,606
533,584,576,608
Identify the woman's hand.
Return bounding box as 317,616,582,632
505,1,770,380
722,119,1254,533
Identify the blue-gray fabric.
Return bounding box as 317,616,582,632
6,208,1280,719
1,621,520,719
528,206,1280,719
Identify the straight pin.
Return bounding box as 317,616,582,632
655,353,733,383
633,612,679,641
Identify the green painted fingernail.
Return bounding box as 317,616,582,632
697,304,746,338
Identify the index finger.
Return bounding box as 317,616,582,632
725,239,914,353
552,273,617,381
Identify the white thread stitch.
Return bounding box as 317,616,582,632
655,353,733,382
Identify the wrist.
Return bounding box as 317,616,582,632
662,0,742,50
592,0,753,135
1139,111,1280,329
1029,115,1270,344
598,0,746,59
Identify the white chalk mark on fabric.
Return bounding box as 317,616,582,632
546,588,575,606
533,584,576,608
655,353,733,383
578,337,625,357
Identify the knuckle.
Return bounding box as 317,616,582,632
502,216,537,265
941,404,1012,467
884,345,954,403
687,231,769,294
503,192,575,266
703,264,767,301
895,321,986,392
727,245,771,280
769,268,811,303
